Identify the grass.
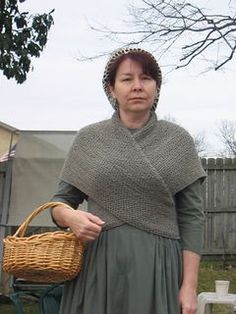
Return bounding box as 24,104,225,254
0,298,39,314
1,259,236,314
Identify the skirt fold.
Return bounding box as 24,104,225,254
59,225,182,314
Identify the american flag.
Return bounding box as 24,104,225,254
0,144,16,162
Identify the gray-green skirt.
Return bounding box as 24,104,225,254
59,224,183,314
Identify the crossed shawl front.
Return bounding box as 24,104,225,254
60,112,206,239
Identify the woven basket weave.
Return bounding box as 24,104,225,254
3,202,84,283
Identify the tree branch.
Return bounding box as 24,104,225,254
82,0,236,71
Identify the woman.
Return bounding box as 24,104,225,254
51,47,206,314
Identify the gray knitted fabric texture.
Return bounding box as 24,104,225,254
60,112,206,239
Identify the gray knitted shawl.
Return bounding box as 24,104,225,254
60,112,206,239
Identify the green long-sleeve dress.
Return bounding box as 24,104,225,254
51,178,205,314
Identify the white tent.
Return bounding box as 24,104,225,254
8,130,77,226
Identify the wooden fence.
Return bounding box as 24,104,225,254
201,158,236,256
0,158,236,257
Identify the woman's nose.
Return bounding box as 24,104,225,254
132,78,143,91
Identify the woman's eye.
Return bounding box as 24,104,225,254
142,76,151,80
122,77,131,82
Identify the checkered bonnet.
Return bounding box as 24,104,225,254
102,47,162,110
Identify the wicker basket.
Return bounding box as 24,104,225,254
3,202,84,283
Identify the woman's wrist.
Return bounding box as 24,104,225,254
52,205,75,228
181,250,200,290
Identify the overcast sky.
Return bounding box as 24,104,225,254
0,0,235,155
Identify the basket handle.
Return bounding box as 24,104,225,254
13,202,73,237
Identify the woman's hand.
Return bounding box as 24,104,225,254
179,284,197,314
68,210,105,242
52,204,105,242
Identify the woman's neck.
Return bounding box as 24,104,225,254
119,111,151,129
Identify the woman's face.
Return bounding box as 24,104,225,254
109,58,157,116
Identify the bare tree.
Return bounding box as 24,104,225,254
162,114,178,123
192,131,207,156
86,0,236,71
218,120,236,156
